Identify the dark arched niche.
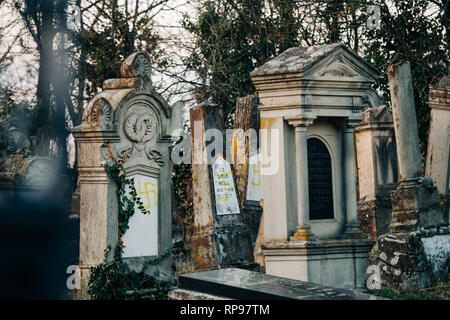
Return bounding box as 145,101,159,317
307,137,334,220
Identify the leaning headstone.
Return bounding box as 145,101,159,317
355,105,398,241
232,95,263,253
378,62,449,289
190,103,252,271
212,155,240,215
72,52,174,299
425,72,450,225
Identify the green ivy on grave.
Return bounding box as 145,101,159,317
87,144,172,300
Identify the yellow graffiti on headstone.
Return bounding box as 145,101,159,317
216,170,232,202
138,179,157,209
250,160,261,186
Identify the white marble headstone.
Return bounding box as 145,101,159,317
122,173,159,258
246,153,263,201
212,155,240,215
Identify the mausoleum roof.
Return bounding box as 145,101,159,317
251,43,378,78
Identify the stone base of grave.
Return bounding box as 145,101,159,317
378,228,450,289
377,177,450,289
358,197,392,241
214,221,253,267
72,264,92,300
191,231,219,271
389,178,445,233
261,238,375,290
242,200,263,250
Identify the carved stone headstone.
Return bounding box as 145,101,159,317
190,103,252,271
212,155,240,215
425,73,450,225
72,52,174,299
355,105,398,241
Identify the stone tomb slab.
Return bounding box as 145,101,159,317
178,268,382,300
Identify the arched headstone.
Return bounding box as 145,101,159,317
72,52,174,299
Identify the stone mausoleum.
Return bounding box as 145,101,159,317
250,43,382,289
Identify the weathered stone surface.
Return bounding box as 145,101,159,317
378,62,450,290
72,52,174,298
357,197,392,241
390,178,445,233
168,288,230,300
378,231,450,289
190,103,253,270
262,238,375,290
387,62,423,181
178,268,384,300
425,74,450,225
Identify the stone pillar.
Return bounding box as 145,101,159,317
190,103,220,271
190,103,253,270
355,106,398,241
293,125,313,239
72,131,119,300
388,62,423,182
343,119,363,237
377,61,449,290
286,117,315,240
386,62,445,233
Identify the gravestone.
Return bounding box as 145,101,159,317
246,153,263,202
425,72,450,225
378,62,449,289
190,103,252,271
250,43,378,289
232,95,263,261
212,155,240,215
355,105,398,241
72,52,174,299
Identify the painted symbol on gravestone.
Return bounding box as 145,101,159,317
307,138,334,220
212,155,240,215
246,153,263,201
138,179,157,209
122,174,158,258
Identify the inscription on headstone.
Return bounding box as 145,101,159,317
122,173,159,258
212,155,240,215
246,153,263,201
307,138,334,219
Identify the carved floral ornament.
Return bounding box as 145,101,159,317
120,105,164,166
120,52,152,86
90,99,113,129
